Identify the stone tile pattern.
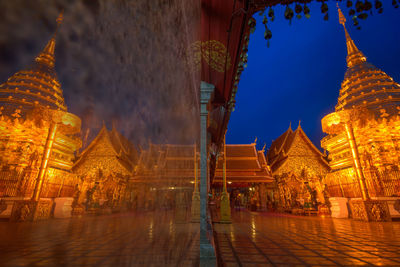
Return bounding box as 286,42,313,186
0,211,199,267
214,211,400,267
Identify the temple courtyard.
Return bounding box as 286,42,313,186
1,211,400,266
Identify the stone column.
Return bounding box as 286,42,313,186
199,81,216,266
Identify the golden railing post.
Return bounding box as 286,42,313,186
191,144,200,222
220,134,231,223
32,122,58,201
344,122,370,200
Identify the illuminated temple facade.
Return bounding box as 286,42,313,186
267,124,330,213
72,125,138,214
0,14,82,220
321,7,400,220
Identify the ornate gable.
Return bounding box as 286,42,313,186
73,126,132,177
271,125,329,178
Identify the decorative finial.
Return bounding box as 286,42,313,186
336,2,366,68
289,121,292,130
254,137,257,144
298,120,301,128
35,11,64,68
262,143,266,152
337,3,346,26
56,10,64,26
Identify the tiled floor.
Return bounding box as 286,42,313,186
1,210,400,266
214,211,400,266
0,211,199,267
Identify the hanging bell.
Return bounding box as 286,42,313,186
268,7,274,18
284,5,294,25
304,4,311,19
378,7,383,13
264,27,272,40
323,13,329,21
295,4,303,14
347,0,353,8
363,1,372,11
248,17,256,34
374,0,382,9
321,3,328,14
349,9,356,16
268,7,275,22
296,14,302,19
355,1,364,12
393,0,399,8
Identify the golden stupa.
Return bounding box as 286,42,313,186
321,6,400,221
0,13,81,221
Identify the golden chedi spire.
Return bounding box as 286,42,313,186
0,11,67,116
337,4,366,68
335,4,400,117
35,11,63,68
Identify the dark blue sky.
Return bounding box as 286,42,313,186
226,2,400,151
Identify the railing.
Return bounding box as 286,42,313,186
0,169,21,197
0,168,75,198
327,169,400,198
366,169,400,197
327,182,362,198
40,183,75,198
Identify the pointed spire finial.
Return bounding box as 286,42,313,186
35,10,64,68
337,3,346,26
56,10,64,27
298,120,301,128
336,3,366,68
288,121,292,130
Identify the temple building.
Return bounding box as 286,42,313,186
130,142,273,211
72,125,138,214
0,13,82,220
131,144,198,210
213,143,274,210
321,6,400,220
267,123,330,213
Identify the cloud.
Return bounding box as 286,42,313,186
0,0,201,146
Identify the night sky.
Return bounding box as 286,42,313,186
226,2,400,151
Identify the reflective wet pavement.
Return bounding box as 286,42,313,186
214,211,400,266
1,211,400,266
0,211,199,267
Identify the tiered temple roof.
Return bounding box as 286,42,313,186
73,125,138,176
0,13,67,116
132,143,273,187
213,143,273,186
267,123,329,175
335,7,400,116
133,144,197,185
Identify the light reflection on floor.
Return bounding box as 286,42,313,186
215,211,400,266
0,211,199,267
